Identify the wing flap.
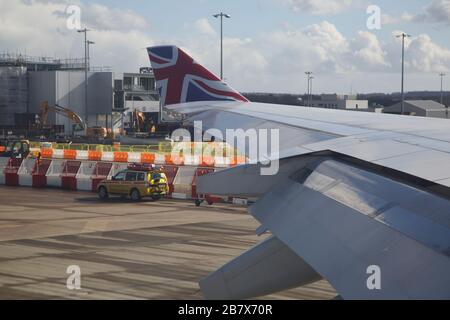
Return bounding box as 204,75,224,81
200,235,322,300
248,159,450,299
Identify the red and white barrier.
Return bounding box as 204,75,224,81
4,158,23,186
46,160,65,188
17,158,52,188
2,154,249,206
92,162,113,191
192,168,214,200
172,166,197,199
17,158,36,187
33,159,52,188
0,157,9,185
161,165,179,196
61,161,82,190
76,161,98,191
107,162,129,179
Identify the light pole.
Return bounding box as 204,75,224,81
439,73,446,105
78,28,90,124
305,72,312,107
310,76,314,107
396,32,411,115
87,40,95,71
213,12,231,80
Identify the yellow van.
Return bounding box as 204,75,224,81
97,166,169,201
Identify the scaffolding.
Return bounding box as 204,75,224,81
0,52,88,71
0,66,28,127
0,52,111,71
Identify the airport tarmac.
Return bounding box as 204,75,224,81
0,186,336,300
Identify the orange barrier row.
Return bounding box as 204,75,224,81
114,152,128,163
88,150,102,161
38,148,246,167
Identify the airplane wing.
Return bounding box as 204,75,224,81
147,45,450,299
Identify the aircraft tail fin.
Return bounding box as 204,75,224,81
147,45,248,107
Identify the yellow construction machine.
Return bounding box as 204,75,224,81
39,101,107,139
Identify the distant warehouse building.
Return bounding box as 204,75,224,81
383,100,449,118
308,94,369,110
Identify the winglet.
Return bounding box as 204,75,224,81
147,46,248,107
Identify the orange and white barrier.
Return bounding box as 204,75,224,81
128,152,141,163
154,153,166,165
40,148,247,168
101,151,115,162
52,149,65,159
3,151,249,206
75,150,89,161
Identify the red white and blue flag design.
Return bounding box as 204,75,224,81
147,46,248,107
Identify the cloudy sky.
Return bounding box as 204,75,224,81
1,0,450,94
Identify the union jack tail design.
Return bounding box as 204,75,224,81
147,46,249,107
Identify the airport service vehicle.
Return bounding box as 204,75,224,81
0,140,30,159
97,164,169,201
147,45,450,300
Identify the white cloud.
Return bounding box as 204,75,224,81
81,4,149,31
381,14,399,25
381,12,414,25
1,0,450,93
351,31,390,70
406,34,450,72
0,0,154,73
261,21,349,75
412,0,450,24
193,18,216,36
282,0,355,15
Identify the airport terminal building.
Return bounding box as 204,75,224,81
0,53,162,137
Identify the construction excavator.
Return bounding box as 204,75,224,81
133,110,146,133
39,101,107,139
